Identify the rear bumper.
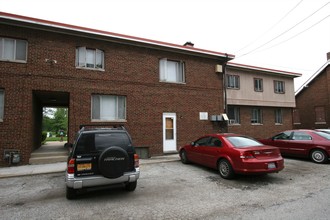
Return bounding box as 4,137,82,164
65,168,140,189
234,159,284,175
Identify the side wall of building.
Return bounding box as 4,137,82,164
294,66,330,129
0,23,225,165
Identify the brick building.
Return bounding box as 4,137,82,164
0,12,235,166
226,63,301,139
294,53,330,129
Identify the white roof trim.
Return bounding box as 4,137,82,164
295,60,330,95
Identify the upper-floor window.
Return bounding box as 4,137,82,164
76,47,104,70
226,75,240,89
251,108,262,124
159,58,185,83
254,78,263,92
0,90,4,121
228,106,240,125
91,95,126,121
274,80,285,94
315,106,326,124
275,108,283,124
0,37,27,62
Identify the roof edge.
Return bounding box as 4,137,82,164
228,62,302,77
0,11,235,60
295,60,330,95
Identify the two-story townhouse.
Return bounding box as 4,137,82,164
0,12,234,166
225,62,301,139
294,53,330,129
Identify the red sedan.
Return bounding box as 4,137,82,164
259,129,330,164
179,133,284,179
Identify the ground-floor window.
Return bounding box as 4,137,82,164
251,108,262,124
91,94,126,121
315,106,326,124
275,108,283,124
228,106,240,125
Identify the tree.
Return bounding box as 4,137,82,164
53,108,68,135
42,108,68,135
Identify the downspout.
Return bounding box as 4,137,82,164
223,54,229,132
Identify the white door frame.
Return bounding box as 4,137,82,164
163,113,177,153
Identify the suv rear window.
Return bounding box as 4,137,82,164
75,132,131,154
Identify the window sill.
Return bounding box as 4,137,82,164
275,123,283,126
0,59,27,63
91,120,127,123
76,66,105,71
159,80,186,85
251,123,263,126
315,122,326,124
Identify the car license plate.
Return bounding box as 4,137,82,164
77,163,92,171
268,163,276,169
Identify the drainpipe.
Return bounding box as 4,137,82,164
223,54,229,133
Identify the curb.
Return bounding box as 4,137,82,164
0,155,180,179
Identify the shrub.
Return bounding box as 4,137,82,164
41,131,47,143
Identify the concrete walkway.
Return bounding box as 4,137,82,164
0,154,180,178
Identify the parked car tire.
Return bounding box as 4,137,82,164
98,146,129,178
218,159,235,179
125,181,137,191
310,149,328,164
180,150,189,164
66,187,76,200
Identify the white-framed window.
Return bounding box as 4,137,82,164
0,90,4,121
275,108,283,124
251,108,262,124
76,47,104,70
274,80,285,94
228,106,240,125
254,78,263,92
159,58,185,83
226,75,240,89
0,37,27,62
91,95,126,121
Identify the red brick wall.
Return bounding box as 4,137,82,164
0,24,225,165
228,106,293,139
295,66,330,129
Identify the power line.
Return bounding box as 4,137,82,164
237,1,330,58
235,0,304,53
256,14,330,53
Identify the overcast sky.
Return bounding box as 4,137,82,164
1,0,329,90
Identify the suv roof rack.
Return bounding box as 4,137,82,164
79,124,126,130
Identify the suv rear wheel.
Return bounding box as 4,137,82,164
125,181,137,191
66,187,76,200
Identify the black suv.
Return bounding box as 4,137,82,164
65,125,140,199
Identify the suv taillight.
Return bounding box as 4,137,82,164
134,154,139,168
67,158,75,174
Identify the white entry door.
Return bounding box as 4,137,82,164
163,113,177,152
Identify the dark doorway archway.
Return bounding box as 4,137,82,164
32,90,69,150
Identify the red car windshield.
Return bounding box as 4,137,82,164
226,136,263,148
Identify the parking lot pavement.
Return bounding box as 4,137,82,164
0,153,180,178
0,157,329,219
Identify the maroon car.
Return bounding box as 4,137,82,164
259,129,330,164
179,133,284,179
